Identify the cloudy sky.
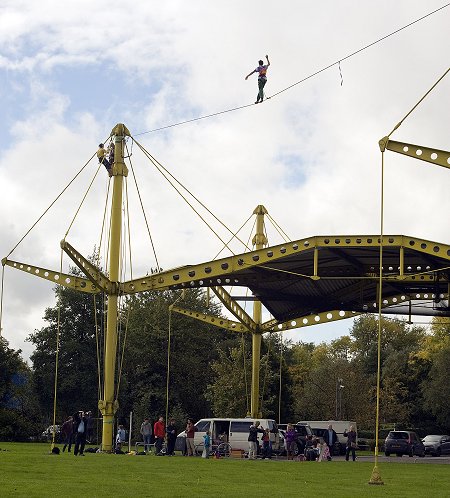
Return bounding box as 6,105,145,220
0,0,449,359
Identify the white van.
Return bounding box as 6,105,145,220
297,420,357,454
176,418,282,455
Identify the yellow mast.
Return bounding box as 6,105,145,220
97,123,129,451
250,205,268,418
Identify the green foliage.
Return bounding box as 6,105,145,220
421,318,450,428
118,288,242,424
27,279,102,420
0,338,39,440
205,345,250,417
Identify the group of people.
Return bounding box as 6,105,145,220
61,411,95,456
139,416,179,456
248,421,273,460
249,421,358,462
138,416,215,458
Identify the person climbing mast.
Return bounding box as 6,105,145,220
245,54,270,104
97,143,112,176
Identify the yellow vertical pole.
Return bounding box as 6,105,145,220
250,205,268,418
98,124,129,451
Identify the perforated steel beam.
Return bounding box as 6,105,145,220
2,258,100,294
379,138,450,170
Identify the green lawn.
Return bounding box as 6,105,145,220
0,443,448,497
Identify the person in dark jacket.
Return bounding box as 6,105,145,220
248,421,264,460
344,425,357,461
166,418,177,456
322,424,338,460
73,411,88,456
61,416,73,452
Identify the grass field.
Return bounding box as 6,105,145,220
0,443,449,497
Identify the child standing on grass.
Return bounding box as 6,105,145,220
202,431,211,458
318,441,330,462
261,428,272,459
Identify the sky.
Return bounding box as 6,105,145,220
0,0,449,360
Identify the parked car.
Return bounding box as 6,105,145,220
422,435,450,457
384,430,425,457
41,425,61,442
175,418,282,456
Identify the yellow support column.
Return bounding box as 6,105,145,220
250,205,268,418
98,124,129,451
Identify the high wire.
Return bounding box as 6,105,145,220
134,3,449,137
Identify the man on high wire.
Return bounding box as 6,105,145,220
245,54,270,104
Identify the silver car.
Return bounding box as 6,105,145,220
422,435,450,457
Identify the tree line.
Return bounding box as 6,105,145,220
1,271,449,441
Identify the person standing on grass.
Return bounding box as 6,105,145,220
344,425,357,461
202,430,211,459
248,421,264,460
140,418,153,454
185,418,197,456
61,415,73,453
285,424,296,460
73,411,88,456
261,428,272,459
322,423,338,460
166,418,177,456
86,411,94,443
154,416,165,455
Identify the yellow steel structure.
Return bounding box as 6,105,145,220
250,205,267,418
2,127,449,447
97,123,129,451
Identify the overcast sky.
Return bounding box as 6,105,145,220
0,0,449,359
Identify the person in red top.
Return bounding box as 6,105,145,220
245,54,271,104
154,416,165,455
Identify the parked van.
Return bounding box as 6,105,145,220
297,420,357,455
176,418,282,455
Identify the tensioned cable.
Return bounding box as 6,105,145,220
125,141,161,271
116,183,134,399
134,102,255,136
134,4,449,136
212,213,254,261
0,266,5,337
260,333,272,410
278,331,283,424
97,178,112,261
50,248,64,451
370,145,385,483
64,161,103,238
134,139,250,253
269,5,449,100
93,294,103,403
266,213,291,242
241,332,250,414
239,259,448,282
166,291,185,425
5,151,99,258
225,217,256,299
386,66,450,138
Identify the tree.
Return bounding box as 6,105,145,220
421,318,450,429
0,337,40,440
27,268,102,421
118,288,243,433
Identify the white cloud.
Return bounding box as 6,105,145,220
0,0,449,357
